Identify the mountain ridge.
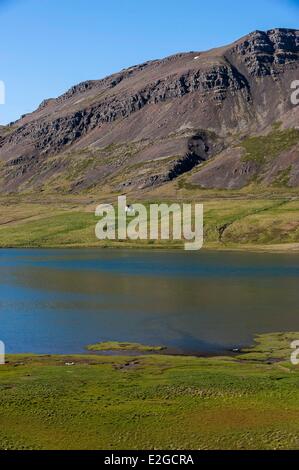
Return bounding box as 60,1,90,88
1,28,299,194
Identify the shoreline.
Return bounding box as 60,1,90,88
1,243,299,254
3,346,241,359
3,332,295,361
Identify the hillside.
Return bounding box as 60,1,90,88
0,29,299,250
0,28,298,195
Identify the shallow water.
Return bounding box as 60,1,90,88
0,248,299,354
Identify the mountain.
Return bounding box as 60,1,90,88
1,28,299,195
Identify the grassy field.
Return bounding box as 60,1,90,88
0,195,299,250
86,341,166,352
0,333,298,450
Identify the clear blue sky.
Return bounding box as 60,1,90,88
0,0,298,124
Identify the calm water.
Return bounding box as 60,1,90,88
0,249,299,354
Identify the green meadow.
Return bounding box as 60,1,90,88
0,196,299,250
0,333,298,450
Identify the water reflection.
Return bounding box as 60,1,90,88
0,249,298,354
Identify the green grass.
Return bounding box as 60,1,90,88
0,333,299,450
0,211,97,247
0,197,299,250
86,341,166,352
273,166,292,188
241,128,299,166
239,332,299,362
221,199,299,245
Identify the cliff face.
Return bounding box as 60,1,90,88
0,28,299,194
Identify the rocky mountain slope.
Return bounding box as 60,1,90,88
0,28,299,194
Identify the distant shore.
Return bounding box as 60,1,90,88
1,242,299,253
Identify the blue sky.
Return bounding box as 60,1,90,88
0,0,298,124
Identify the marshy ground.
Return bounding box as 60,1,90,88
0,333,298,450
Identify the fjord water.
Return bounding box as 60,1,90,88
0,249,299,355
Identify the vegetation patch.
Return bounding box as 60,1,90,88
239,332,299,362
1,197,299,250
241,128,299,166
86,341,166,352
273,166,292,187
0,333,299,449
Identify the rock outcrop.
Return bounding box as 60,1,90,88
0,28,298,193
